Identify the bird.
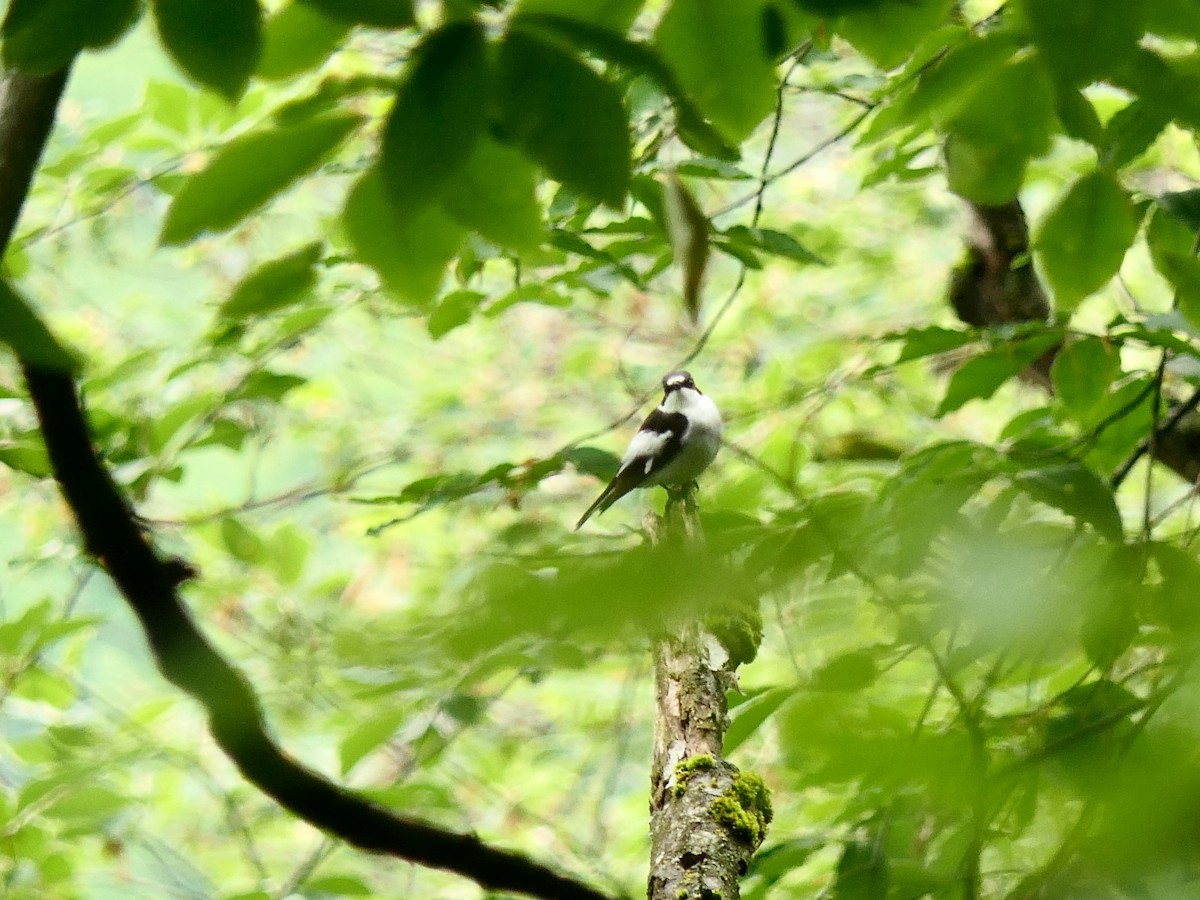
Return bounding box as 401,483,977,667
575,370,722,530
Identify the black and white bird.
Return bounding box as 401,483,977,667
575,370,722,530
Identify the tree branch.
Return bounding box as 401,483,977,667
1,66,612,900
646,495,770,900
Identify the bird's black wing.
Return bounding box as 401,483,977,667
575,409,687,529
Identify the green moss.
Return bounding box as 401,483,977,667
711,771,773,846
672,754,716,797
706,603,763,667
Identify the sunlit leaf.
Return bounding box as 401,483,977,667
655,0,776,143
1051,336,1115,415
219,242,323,320
1036,171,1139,313
441,138,543,253
1018,0,1144,86
161,113,362,244
838,0,954,70
342,169,464,305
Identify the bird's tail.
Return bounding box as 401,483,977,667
574,484,617,530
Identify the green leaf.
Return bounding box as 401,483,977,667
339,709,408,774
427,290,485,339
2,0,141,72
725,686,797,754
1018,0,1144,86
1051,336,1115,415
1146,207,1200,323
380,20,488,223
1159,188,1200,233
812,650,880,692
944,134,1028,205
1015,464,1123,541
835,840,889,900
937,333,1062,416
153,0,263,101
894,30,1017,134
304,874,372,896
893,325,974,363
947,57,1056,158
564,446,620,479
1036,171,1139,312
258,2,349,80
441,138,544,253
219,242,323,319
496,30,631,207
1101,100,1171,169
515,0,644,31
837,0,954,70
342,169,464,306
220,517,266,563
721,225,825,266
655,0,776,143
1054,85,1104,147
0,280,79,372
161,113,362,244
299,0,414,28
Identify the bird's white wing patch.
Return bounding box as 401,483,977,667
620,428,673,470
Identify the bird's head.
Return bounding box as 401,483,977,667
662,370,699,396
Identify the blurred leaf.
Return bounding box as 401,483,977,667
221,517,266,563
835,839,889,900
515,0,644,31
513,13,737,161
1051,336,1115,415
663,172,710,322
891,325,974,363
342,169,464,305
945,133,1027,205
1101,100,1170,169
2,0,140,72
495,30,631,207
379,20,488,223
838,0,954,70
153,0,263,100
565,446,620,479
1019,0,1144,86
721,225,825,266
1014,464,1123,541
0,280,79,372
219,242,323,320
441,138,543,253
258,2,349,80
936,332,1062,415
300,0,413,27
304,874,372,896
162,113,362,244
1158,188,1200,233
1036,171,1139,313
655,0,776,143
427,290,485,339
339,709,407,774
812,649,881,692
726,686,798,754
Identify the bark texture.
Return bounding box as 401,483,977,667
647,502,770,900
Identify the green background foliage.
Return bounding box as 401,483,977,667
5,0,1200,898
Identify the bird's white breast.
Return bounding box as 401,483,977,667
650,387,722,486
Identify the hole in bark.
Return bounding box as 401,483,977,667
738,858,748,876
680,851,704,869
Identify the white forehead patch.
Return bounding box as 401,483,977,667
665,374,688,387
